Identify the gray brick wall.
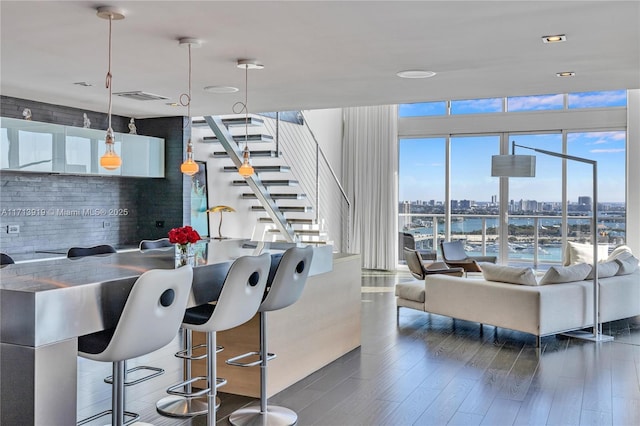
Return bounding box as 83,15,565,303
0,96,187,255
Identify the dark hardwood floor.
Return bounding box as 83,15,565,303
78,270,640,425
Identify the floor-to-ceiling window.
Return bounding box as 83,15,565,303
450,135,500,257
506,133,563,265
567,131,627,247
398,137,445,255
398,90,628,267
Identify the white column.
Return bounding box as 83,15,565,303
627,89,640,254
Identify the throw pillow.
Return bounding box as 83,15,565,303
585,260,619,279
615,255,639,276
566,242,609,265
539,263,592,285
607,245,633,261
480,263,538,286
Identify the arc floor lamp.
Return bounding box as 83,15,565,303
492,141,613,343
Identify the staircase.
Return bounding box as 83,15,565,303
193,114,335,246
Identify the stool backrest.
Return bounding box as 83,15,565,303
260,246,314,312
96,266,193,361
0,253,15,265
67,244,116,258
209,253,270,331
140,238,173,250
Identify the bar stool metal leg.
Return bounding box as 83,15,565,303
156,329,210,417
77,360,140,426
206,330,218,426
228,313,297,426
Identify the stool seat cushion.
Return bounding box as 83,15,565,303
395,282,425,303
78,327,115,355
183,303,215,326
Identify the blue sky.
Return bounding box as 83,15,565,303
399,91,627,203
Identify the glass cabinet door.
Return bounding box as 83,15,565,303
1,117,163,177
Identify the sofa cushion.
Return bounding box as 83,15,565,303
586,260,619,279
480,263,538,286
395,282,425,303
539,263,592,285
615,255,639,275
565,242,609,265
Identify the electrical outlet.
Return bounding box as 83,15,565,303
7,225,19,234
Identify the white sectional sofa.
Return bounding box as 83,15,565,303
396,246,640,346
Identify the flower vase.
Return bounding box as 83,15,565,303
175,243,195,268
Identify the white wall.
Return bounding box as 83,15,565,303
303,108,344,181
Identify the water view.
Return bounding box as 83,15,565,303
402,214,627,264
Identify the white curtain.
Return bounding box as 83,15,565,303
342,105,398,270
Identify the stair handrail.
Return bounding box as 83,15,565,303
299,111,351,218
203,115,297,243
259,111,351,251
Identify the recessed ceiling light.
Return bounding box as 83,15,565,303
73,81,92,87
556,71,575,77
396,70,437,79
542,34,566,43
204,86,239,94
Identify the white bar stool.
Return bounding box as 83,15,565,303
156,253,271,426
77,265,193,426
70,244,166,388
227,246,314,426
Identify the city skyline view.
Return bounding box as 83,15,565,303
398,90,627,204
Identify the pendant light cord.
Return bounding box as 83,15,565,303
180,43,192,120
244,64,248,150
105,14,113,132
179,44,192,145
233,65,250,148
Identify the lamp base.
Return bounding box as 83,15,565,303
561,330,614,343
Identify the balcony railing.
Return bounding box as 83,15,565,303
399,213,626,268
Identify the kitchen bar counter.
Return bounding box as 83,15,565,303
0,240,335,425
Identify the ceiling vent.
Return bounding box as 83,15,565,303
113,91,170,101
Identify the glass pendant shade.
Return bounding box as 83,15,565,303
180,140,198,176
238,160,254,178
99,129,121,170
180,158,198,176
238,146,254,178
178,39,201,176
97,7,124,171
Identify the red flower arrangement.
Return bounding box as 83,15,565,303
168,225,201,245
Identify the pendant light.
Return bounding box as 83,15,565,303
97,6,124,171
236,59,263,178
179,38,201,176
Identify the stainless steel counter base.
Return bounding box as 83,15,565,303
1,339,77,425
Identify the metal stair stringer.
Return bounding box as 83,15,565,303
202,115,298,243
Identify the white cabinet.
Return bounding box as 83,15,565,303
0,117,164,177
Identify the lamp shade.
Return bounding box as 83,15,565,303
491,155,536,177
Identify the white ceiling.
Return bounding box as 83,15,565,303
1,1,639,119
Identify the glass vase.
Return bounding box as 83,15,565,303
175,243,195,268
